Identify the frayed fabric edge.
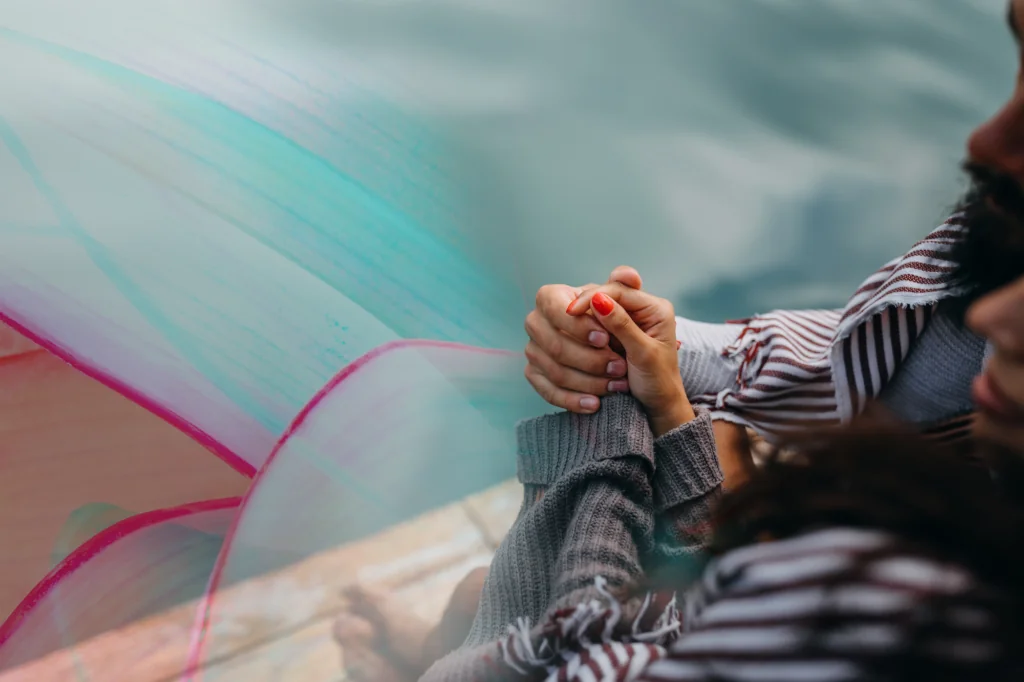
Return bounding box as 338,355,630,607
498,576,680,678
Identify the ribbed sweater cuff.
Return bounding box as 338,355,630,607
515,394,655,485
652,408,723,513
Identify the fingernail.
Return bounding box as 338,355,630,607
588,331,609,347
608,380,629,393
676,340,682,350
592,292,614,316
566,299,577,314
579,396,600,412
606,360,626,377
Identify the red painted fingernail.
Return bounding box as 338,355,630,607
566,298,578,314
592,293,614,316
676,340,682,350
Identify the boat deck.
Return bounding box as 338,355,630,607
0,480,524,682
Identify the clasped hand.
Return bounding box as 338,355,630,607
524,266,693,437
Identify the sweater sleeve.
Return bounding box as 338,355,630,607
649,408,724,580
420,394,657,682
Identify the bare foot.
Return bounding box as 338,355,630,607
332,613,411,682
422,567,488,662
336,568,488,680
344,584,434,672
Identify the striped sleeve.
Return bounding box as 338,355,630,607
686,221,968,440
500,528,998,681
633,528,999,682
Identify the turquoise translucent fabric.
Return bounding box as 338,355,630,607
0,2,523,477
193,342,543,675
0,2,542,676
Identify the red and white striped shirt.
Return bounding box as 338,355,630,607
500,528,1002,682
682,221,976,441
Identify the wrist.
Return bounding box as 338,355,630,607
648,394,696,438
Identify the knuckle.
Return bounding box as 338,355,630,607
535,284,565,311
534,285,550,308
523,343,538,364
524,310,538,337
539,386,558,405
658,298,675,319
525,362,544,383
608,314,630,331
525,367,552,401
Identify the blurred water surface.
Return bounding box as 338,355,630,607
308,0,1012,320
2,0,1014,340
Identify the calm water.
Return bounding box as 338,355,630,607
268,0,1014,322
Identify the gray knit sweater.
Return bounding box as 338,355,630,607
877,304,986,424
420,394,723,682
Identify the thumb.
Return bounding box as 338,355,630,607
607,265,643,290
591,292,651,354
567,282,661,316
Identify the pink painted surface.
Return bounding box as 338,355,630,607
0,314,257,478
0,323,249,624
0,499,240,673
0,324,38,360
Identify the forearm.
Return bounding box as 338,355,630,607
649,409,725,575
421,411,725,681
549,461,654,608
463,458,655,649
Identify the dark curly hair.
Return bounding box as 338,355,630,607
652,421,1024,680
